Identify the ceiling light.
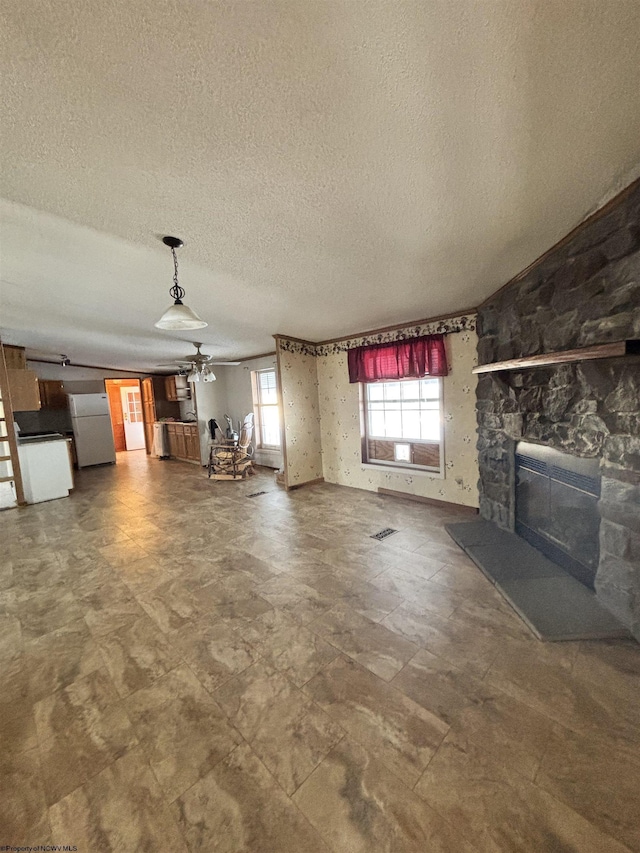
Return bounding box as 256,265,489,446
154,236,207,331
187,363,217,384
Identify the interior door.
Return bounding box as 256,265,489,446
120,387,146,450
141,378,156,454
105,384,126,452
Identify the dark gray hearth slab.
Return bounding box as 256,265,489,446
499,577,631,642
445,521,564,580
466,541,565,583
445,520,630,641
445,520,513,549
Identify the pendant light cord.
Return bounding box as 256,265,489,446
169,247,185,303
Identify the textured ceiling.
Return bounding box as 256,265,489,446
1,0,640,372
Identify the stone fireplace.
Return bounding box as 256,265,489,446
476,179,640,639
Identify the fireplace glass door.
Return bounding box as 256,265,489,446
515,442,601,589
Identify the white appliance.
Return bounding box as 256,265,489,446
17,436,73,503
152,422,169,458
68,393,116,467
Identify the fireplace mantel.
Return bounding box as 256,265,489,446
472,339,640,374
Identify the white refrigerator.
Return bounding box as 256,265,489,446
68,393,116,468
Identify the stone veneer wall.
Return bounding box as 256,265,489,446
476,180,640,637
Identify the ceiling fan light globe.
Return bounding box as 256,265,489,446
203,370,216,382
154,303,208,331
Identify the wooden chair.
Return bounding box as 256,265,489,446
207,413,255,480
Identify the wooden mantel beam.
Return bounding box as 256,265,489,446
472,340,640,374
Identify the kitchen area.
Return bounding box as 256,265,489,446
0,345,72,506
143,374,200,464
0,344,203,506
1,342,282,509
3,344,121,506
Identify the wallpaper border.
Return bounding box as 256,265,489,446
276,314,476,356
277,339,318,356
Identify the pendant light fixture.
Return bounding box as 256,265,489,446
154,236,208,331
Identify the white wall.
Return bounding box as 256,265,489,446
28,361,147,393
225,355,282,469
225,357,275,425
192,355,282,468
192,366,230,465
192,355,282,469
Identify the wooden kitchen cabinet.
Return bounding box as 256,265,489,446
185,426,200,462
141,377,182,453
175,426,187,459
38,380,68,409
7,369,41,411
141,377,156,453
164,376,177,402
164,375,191,402
2,345,27,370
165,422,200,463
165,423,178,458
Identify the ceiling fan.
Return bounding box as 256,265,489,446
157,342,240,371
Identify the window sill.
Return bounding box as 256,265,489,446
361,462,444,479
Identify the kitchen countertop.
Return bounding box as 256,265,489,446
18,433,68,445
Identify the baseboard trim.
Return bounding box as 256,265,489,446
287,477,325,491
377,488,479,513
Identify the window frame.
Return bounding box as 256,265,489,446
361,377,445,475
251,368,281,450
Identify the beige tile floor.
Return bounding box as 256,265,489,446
1,450,639,852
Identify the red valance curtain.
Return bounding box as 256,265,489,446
347,335,448,383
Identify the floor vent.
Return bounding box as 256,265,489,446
247,491,268,498
371,528,398,541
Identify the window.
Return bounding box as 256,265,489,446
252,368,281,449
363,377,443,473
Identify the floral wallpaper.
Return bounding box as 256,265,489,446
276,318,479,506
316,328,480,507
277,345,323,486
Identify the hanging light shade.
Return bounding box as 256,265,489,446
202,366,217,383
154,236,208,331
186,363,217,384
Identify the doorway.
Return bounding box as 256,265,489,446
120,386,145,450
104,379,144,452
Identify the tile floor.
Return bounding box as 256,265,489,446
1,451,639,852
